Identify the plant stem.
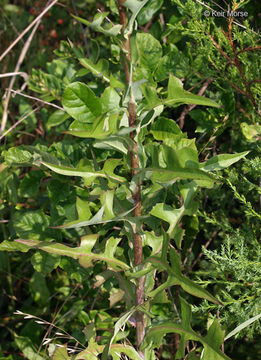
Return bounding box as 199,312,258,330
118,0,145,352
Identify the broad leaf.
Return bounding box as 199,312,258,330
165,75,220,108
31,251,60,276
137,0,163,25
62,82,102,122
151,117,183,140
136,33,162,71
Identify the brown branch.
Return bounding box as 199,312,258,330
118,0,144,352
190,231,217,272
236,46,261,55
177,78,214,129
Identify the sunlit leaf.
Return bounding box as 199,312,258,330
165,75,220,108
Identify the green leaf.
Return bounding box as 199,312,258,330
41,161,106,179
147,249,220,304
94,136,129,154
47,110,70,129
136,33,162,71
151,117,183,140
150,203,184,235
140,84,162,109
15,336,44,360
145,166,215,184
175,297,193,359
13,210,56,241
200,151,250,171
202,319,225,360
0,240,30,253
101,87,121,114
76,343,143,360
165,75,220,108
101,308,137,360
241,122,261,141
137,0,163,25
66,114,111,139
143,320,230,360
73,13,122,37
3,147,33,166
77,57,110,83
143,300,228,359
31,251,60,276
30,271,50,306
52,347,70,360
224,312,261,341
15,236,129,271
62,82,102,122
144,143,215,185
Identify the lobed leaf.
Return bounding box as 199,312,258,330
15,236,129,271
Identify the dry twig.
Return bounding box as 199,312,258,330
0,106,41,142
9,89,64,111
177,78,214,129
0,0,59,62
1,20,41,134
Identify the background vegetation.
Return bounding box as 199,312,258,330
0,0,260,359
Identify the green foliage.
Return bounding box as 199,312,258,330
0,0,260,359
